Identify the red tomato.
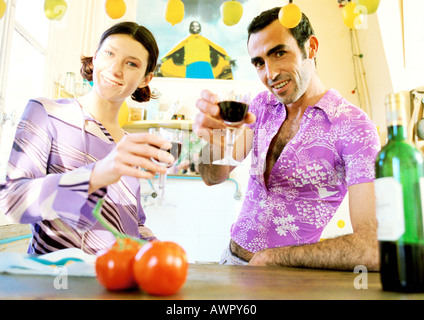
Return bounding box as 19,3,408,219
95,238,142,291
133,241,188,296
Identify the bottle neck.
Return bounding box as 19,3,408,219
387,124,407,141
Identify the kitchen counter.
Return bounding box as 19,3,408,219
1,263,424,300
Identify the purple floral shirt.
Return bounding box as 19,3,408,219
231,89,380,253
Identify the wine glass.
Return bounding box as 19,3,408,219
149,127,184,206
212,89,251,166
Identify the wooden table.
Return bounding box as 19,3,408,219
1,263,423,300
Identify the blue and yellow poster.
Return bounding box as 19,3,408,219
136,0,259,81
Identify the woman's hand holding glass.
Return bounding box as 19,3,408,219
89,132,174,194
148,127,184,206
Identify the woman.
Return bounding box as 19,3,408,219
0,22,174,254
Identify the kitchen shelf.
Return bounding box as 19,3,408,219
122,120,193,131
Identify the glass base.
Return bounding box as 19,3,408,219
212,156,242,166
153,197,176,207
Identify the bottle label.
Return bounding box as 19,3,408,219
374,177,405,241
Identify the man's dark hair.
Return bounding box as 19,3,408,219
247,7,315,58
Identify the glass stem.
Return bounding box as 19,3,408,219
158,172,168,200
225,128,236,160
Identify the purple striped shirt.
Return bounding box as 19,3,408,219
231,89,381,253
0,98,155,254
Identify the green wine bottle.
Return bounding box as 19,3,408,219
375,92,424,292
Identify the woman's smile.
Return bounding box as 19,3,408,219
101,74,123,87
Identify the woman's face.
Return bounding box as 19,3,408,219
92,34,153,103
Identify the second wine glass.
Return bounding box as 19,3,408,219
149,127,184,206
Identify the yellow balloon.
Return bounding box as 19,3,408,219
44,0,68,21
118,101,129,127
278,3,302,29
105,0,126,20
221,0,244,27
356,0,380,14
342,1,363,29
165,0,184,26
0,0,6,19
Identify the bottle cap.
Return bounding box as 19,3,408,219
385,92,407,126
385,92,405,106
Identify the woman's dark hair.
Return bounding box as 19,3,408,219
80,22,159,102
247,7,315,59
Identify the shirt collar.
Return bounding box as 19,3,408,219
266,88,342,123
313,88,343,123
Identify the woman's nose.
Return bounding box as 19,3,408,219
109,61,123,76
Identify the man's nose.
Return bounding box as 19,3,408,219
265,62,279,82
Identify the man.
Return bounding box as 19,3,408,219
193,7,380,270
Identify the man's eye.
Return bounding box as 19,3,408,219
276,51,286,58
254,61,264,68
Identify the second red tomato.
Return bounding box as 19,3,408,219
133,241,188,296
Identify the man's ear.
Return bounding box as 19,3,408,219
305,35,319,59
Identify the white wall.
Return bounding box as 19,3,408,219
44,0,138,98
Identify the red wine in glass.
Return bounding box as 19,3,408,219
218,101,249,125
150,141,182,167
213,90,251,166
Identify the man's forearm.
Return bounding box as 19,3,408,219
249,231,380,271
198,143,231,185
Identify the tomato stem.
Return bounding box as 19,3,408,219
92,199,147,246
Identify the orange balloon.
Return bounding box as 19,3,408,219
44,0,68,21
165,0,184,26
0,0,6,19
221,0,244,26
357,0,380,14
105,0,126,19
278,3,302,29
342,1,363,29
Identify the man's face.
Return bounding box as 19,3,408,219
248,20,314,105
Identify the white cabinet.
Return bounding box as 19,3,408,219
143,177,242,263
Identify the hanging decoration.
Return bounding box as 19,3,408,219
220,0,244,26
44,0,68,21
342,0,363,29
165,0,184,26
105,0,126,19
278,0,302,29
0,0,6,20
356,0,380,14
